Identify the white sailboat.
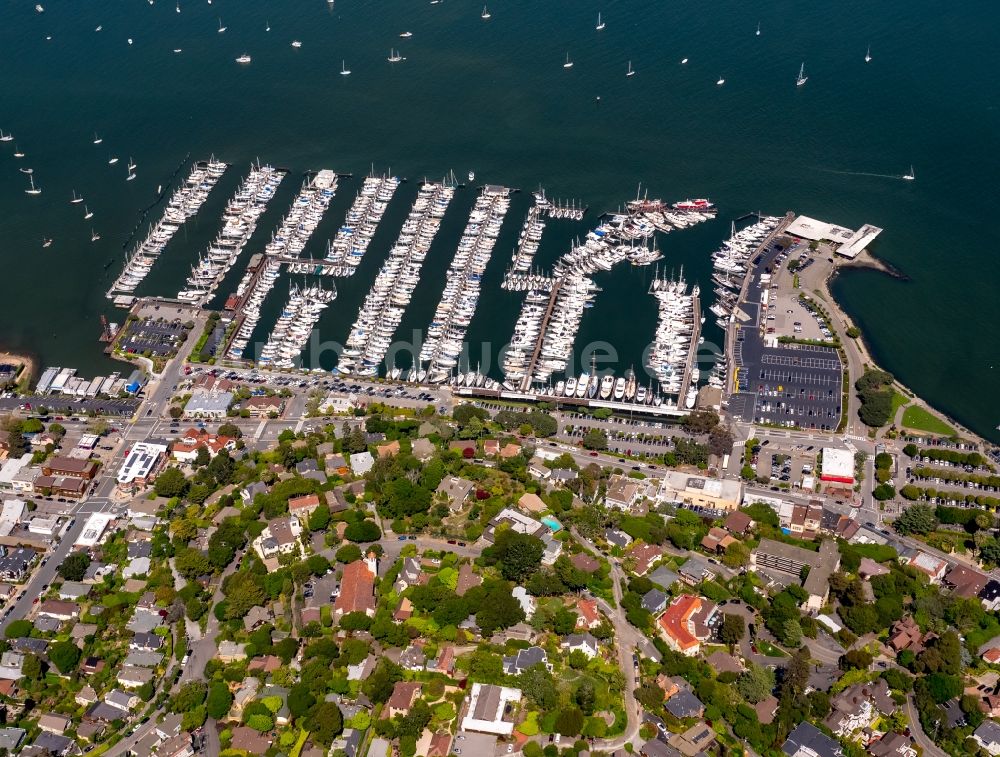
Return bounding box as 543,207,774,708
563,52,573,69
902,165,915,181
13,146,24,158
756,21,761,36
25,176,41,195
795,62,808,86
70,190,84,204
126,172,136,182
265,20,271,32
865,45,872,63
399,31,412,38
217,18,226,33
93,132,103,145
84,205,94,219
127,157,137,171
716,74,725,85
626,60,635,77
340,60,351,76
387,48,403,62
0,130,13,142
176,1,180,12
91,229,101,242
596,12,605,30
680,57,688,65
481,4,490,19
108,156,119,164
173,48,183,53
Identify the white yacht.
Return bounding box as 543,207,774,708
387,49,404,63
596,13,605,31
0,131,13,143
291,40,302,48
481,5,491,19
399,31,413,38
236,54,251,64
902,165,915,181
716,74,725,86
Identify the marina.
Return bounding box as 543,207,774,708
107,159,227,298
419,185,511,383
324,173,400,275
337,181,455,377
647,270,702,408
258,281,337,369
175,162,286,305
263,169,338,258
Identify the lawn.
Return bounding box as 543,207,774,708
902,405,955,436
890,391,909,418
755,640,787,657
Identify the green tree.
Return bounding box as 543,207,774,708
154,466,189,498
308,504,331,531
206,681,233,719
175,547,213,579
57,551,91,581
719,614,745,648
736,664,775,704
307,701,344,745
335,544,362,563
894,504,938,535
344,520,381,542
21,653,41,680
288,683,316,717
172,681,208,713
554,707,585,737
4,619,32,639
481,530,544,583
48,640,81,674
581,429,608,451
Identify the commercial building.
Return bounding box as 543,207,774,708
0,500,25,538
461,683,522,736
183,390,233,419
41,457,97,480
116,442,168,493
75,512,115,548
820,447,855,485
656,472,743,512
751,538,840,611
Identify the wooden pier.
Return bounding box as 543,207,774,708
519,279,564,392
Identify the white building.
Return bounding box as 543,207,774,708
0,455,33,494
116,442,168,492
0,500,25,537
512,586,536,619
75,512,115,548
27,517,60,537
820,447,855,485
461,684,522,736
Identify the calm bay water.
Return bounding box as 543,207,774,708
1,0,997,441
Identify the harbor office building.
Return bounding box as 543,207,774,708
655,472,744,513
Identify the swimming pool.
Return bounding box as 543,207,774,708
542,516,562,532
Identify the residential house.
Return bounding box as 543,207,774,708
945,565,989,598
455,563,481,596
460,683,522,736
981,580,1000,612
627,543,662,576
824,679,895,736
411,438,435,462
394,557,425,593
399,645,427,672
241,481,269,505
30,732,78,756
905,550,948,582
157,733,195,757
700,526,737,554
385,681,422,719
503,646,549,675
641,588,668,615
868,733,918,757
649,566,679,590
781,722,845,757
484,507,548,542
37,713,71,735
540,533,562,566
0,729,24,752
549,469,578,487
349,451,374,476
0,548,35,581
117,666,155,689
376,440,400,459
858,557,891,580
105,688,139,713
706,651,744,675
416,731,453,757
230,726,272,754
576,599,602,630
664,687,705,719
606,476,642,511
657,595,719,656
130,632,163,652
668,722,717,757
37,600,79,622
230,678,260,720
511,586,536,619
973,721,1000,756
436,477,475,511
560,633,599,659
723,510,754,536
569,553,600,573
217,641,247,663
517,493,546,514
889,617,930,654
253,515,302,560
604,528,633,549
333,556,377,620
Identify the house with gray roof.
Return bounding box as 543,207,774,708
781,722,844,757
641,588,668,615
503,646,550,675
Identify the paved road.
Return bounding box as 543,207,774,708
905,694,948,757
0,517,87,635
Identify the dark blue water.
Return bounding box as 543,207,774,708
1,0,997,441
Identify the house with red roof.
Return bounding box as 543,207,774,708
333,556,377,620
170,428,236,463
657,595,719,656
